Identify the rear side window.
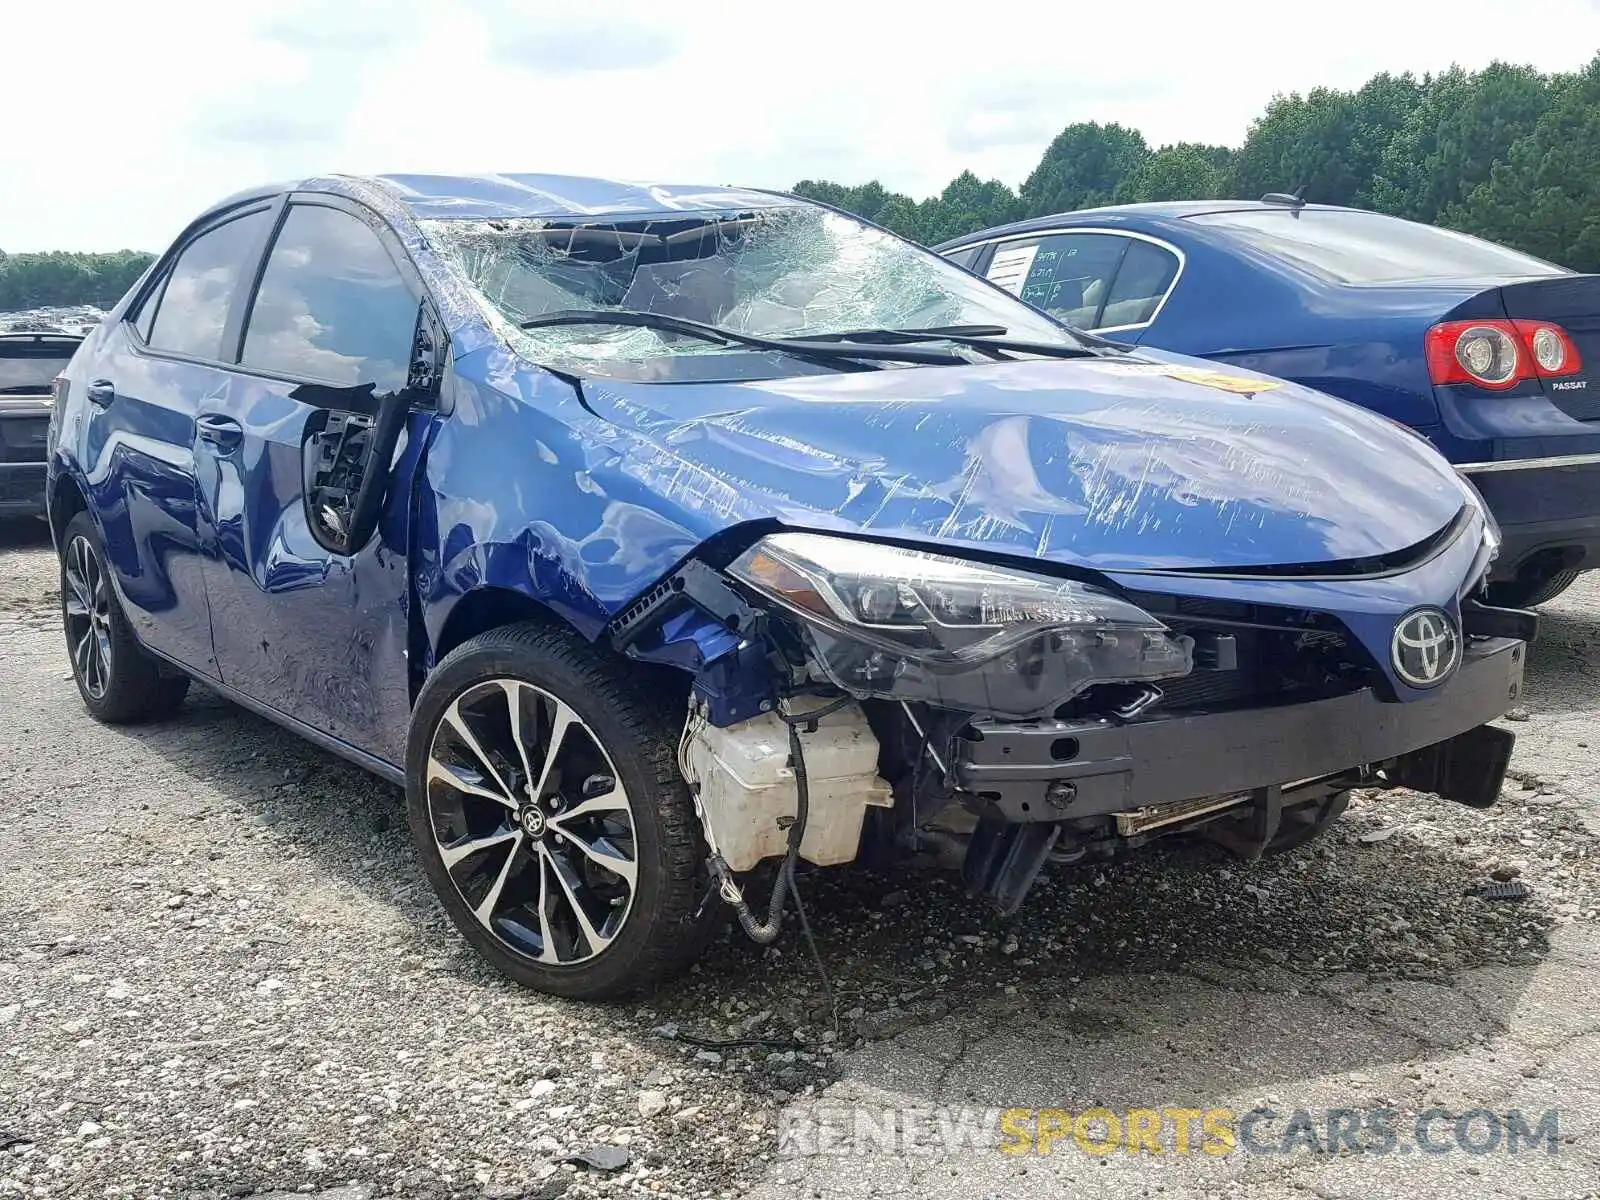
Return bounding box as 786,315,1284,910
145,210,271,360
1187,208,1568,284
241,204,416,391
984,233,1129,328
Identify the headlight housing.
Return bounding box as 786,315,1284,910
729,532,1193,718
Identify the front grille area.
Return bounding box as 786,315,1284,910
1152,626,1370,713
1057,593,1383,719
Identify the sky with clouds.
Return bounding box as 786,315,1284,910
5,0,1599,252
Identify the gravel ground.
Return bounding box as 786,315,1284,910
3,517,1600,1199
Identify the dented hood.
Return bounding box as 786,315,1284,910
578,354,1470,573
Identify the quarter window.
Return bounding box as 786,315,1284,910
241,204,416,391
144,210,271,360
1097,239,1180,329
944,245,981,270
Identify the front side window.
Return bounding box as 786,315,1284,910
983,233,1130,328
423,205,1082,381
1187,208,1568,284
144,210,271,360
242,204,417,391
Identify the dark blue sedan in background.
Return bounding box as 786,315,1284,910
937,199,1600,607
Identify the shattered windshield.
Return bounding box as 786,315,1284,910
421,206,1080,380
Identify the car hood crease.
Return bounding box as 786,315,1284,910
577,357,1470,573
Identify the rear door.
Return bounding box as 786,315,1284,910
193,195,434,762
79,204,276,675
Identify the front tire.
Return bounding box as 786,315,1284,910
406,622,716,999
59,512,190,724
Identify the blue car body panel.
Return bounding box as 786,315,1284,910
936,202,1600,583
68,327,221,676
192,367,430,762
576,355,1467,571
47,177,1503,779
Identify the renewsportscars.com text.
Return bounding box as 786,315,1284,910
776,1105,1561,1158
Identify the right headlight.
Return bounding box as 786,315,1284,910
729,532,1193,718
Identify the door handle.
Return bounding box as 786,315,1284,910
85,379,116,408
195,413,244,452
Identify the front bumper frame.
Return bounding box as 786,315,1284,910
953,636,1525,822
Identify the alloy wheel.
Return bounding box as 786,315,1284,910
424,678,639,965
63,534,113,700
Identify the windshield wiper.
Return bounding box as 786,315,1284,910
0,385,52,395
516,309,969,368
791,326,1118,361
801,324,1011,342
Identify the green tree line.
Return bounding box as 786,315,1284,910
4,54,1598,309
0,250,155,313
794,54,1600,272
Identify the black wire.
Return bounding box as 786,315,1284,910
778,693,855,728
782,712,841,1034
695,690,848,1039
786,857,839,1034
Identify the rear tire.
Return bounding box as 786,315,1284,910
1486,568,1580,609
59,512,190,724
406,622,717,999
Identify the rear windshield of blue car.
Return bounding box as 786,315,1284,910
1186,208,1568,285
0,341,76,394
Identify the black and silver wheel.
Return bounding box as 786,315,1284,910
59,512,190,724
406,623,716,999
63,530,113,702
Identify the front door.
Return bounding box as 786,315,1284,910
192,197,437,763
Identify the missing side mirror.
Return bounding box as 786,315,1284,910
299,301,446,555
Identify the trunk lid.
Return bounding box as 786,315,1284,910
1484,275,1600,420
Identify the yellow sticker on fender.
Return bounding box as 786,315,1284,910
1088,361,1285,394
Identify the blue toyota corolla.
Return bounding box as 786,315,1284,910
48,175,1531,998
938,199,1600,608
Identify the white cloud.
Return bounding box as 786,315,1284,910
2,0,1596,251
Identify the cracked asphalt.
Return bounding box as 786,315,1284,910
3,516,1600,1199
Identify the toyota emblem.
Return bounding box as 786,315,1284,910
1391,608,1461,688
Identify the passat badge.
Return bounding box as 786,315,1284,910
1391,608,1460,688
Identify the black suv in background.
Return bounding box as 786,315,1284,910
0,332,82,518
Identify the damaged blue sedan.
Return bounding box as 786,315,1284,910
47,174,1533,998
